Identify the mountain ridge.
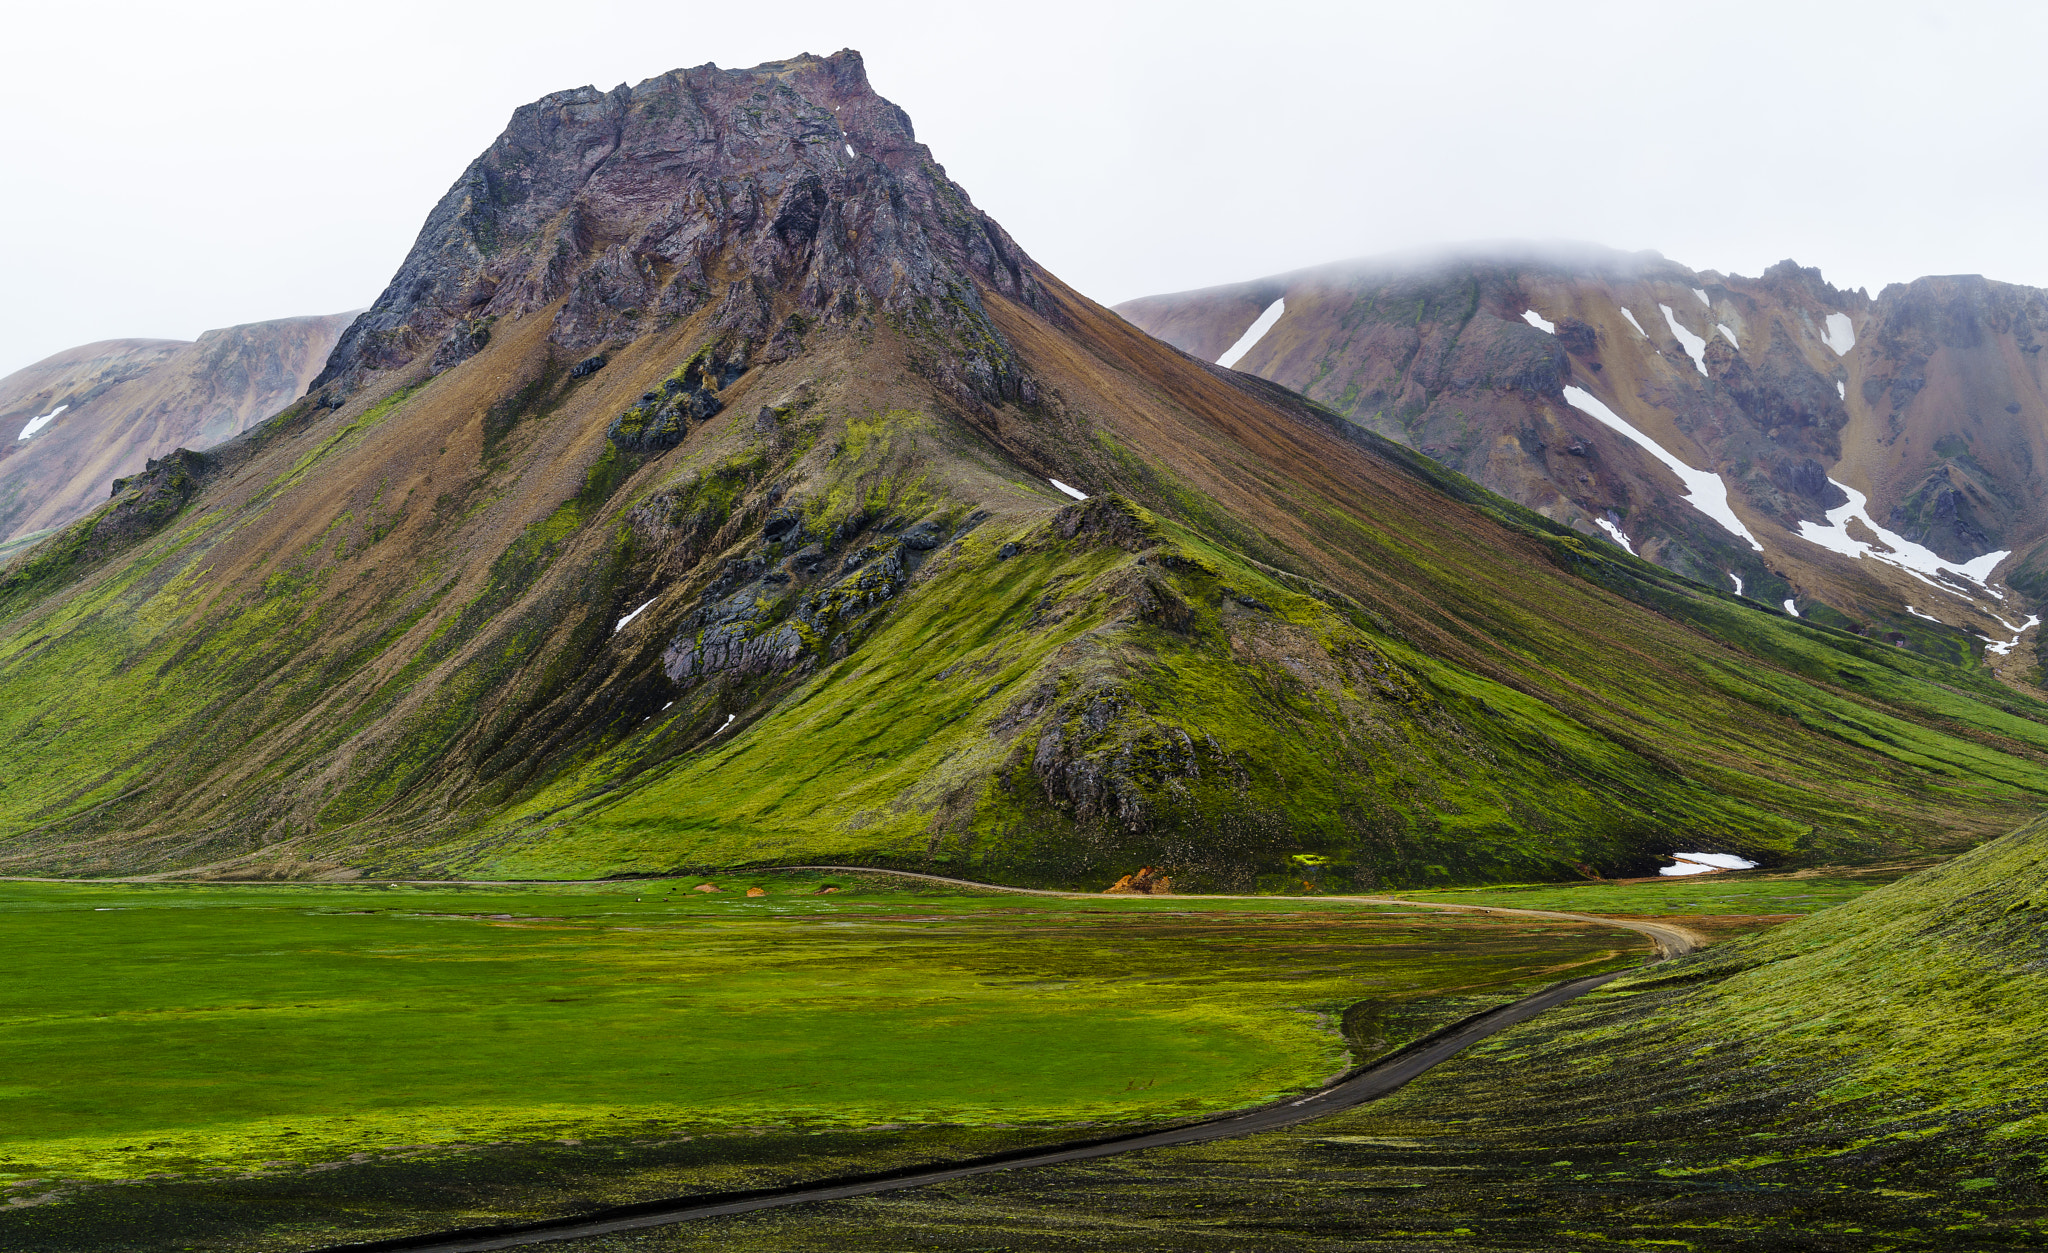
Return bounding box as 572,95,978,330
0,313,358,543
4,54,2048,891
1115,248,2048,679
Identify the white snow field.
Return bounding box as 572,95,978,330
1620,307,1650,339
1561,387,1763,551
1792,478,2008,594
1837,380,1847,399
1594,517,1635,553
1784,598,1801,616
1729,572,1744,594
1050,479,1088,501
17,404,66,439
1822,312,1856,355
1659,852,1758,877
614,598,656,633
1693,287,1711,307
1522,309,1556,333
1660,304,1710,375
1988,615,2041,656
1717,323,1740,348
1217,298,1285,369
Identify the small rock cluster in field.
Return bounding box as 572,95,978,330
1102,866,1172,895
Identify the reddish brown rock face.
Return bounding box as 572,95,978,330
319,50,1042,411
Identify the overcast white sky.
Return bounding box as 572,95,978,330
2,0,2042,378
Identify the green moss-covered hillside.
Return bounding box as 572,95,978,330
4,52,2048,886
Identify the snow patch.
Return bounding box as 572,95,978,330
1049,478,1088,501
1837,379,1846,400
1658,852,1758,877
1693,287,1711,307
614,597,656,633
1784,598,1801,617
1792,477,2008,593
1522,309,1556,334
1905,604,1942,623
1561,387,1763,551
1729,572,1744,595
1988,615,2041,656
1717,323,1740,349
845,143,855,158
1595,517,1635,554
1821,312,1856,355
713,713,735,736
1620,308,1650,339
1660,304,1710,375
16,404,66,439
1218,298,1285,368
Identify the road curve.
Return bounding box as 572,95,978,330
315,868,1696,1253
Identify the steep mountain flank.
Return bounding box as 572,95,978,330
1118,252,2048,679
6,54,2048,890
0,314,356,543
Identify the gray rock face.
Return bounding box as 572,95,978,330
660,530,916,685
314,50,1042,410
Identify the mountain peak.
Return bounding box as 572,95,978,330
316,48,1038,409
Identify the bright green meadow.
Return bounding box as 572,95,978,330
0,874,1647,1190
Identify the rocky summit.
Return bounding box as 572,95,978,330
1118,249,2048,682
4,52,2048,895
318,52,1040,409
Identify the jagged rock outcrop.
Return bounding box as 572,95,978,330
315,50,1043,411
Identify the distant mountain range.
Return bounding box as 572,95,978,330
4,54,2048,891
0,314,356,548
1117,249,2048,680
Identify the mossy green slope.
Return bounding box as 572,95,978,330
3,295,2048,888
3,64,2048,884
457,486,2048,890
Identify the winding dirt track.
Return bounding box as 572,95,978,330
317,867,1699,1252
776,866,1707,960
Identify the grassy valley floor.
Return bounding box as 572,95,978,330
0,872,1654,1250
543,843,2048,1251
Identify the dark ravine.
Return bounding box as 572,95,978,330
304,875,1688,1253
